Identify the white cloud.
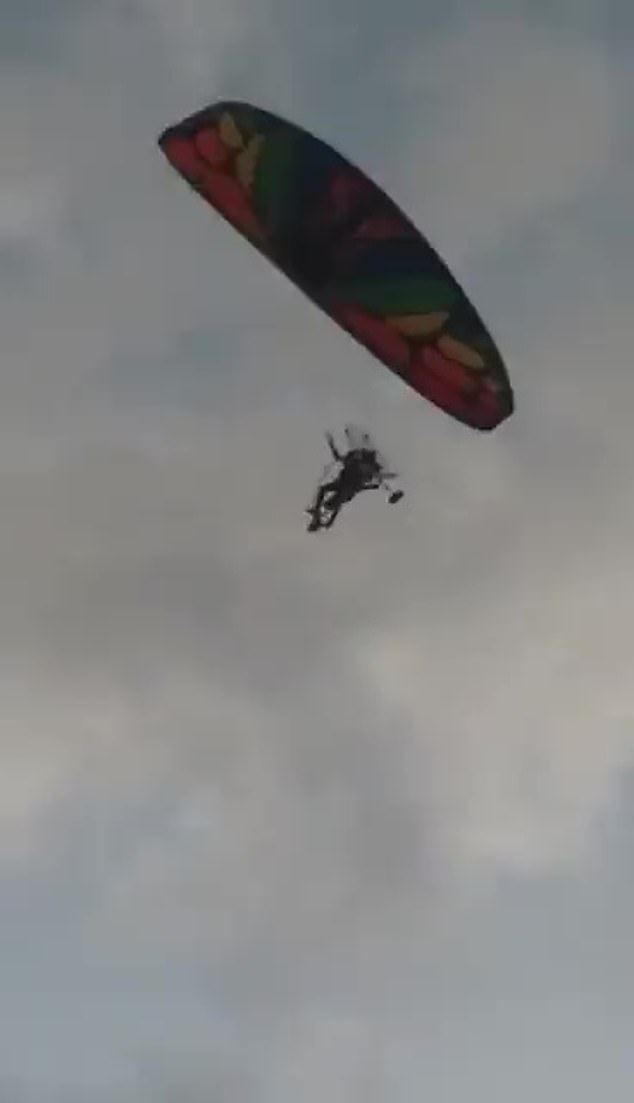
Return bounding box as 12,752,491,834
400,18,614,256
358,552,634,877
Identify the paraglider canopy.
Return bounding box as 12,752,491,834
158,101,514,432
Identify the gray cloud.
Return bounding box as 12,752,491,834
2,0,634,1098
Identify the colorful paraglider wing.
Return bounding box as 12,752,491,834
158,101,513,431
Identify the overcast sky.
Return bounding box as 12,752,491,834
2,0,634,1099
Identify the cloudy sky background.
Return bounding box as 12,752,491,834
2,0,634,1098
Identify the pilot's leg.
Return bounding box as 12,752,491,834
311,482,329,511
323,502,341,528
